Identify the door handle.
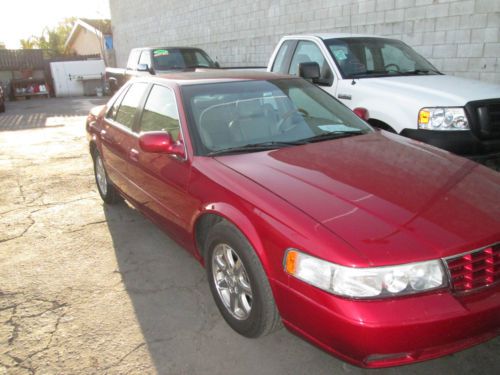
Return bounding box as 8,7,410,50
129,148,140,162
100,129,111,142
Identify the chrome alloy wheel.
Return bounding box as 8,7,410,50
212,243,253,320
95,156,108,196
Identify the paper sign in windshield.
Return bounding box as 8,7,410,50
153,49,169,57
318,124,359,132
333,50,347,61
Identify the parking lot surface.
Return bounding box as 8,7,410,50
1,98,499,374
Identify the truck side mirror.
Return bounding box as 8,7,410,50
299,62,320,81
137,63,149,72
298,62,333,87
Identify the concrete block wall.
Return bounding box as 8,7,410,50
109,0,500,83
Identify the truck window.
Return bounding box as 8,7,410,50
289,41,333,84
115,83,148,129
380,44,415,72
139,85,181,140
138,51,152,69
127,49,141,70
271,40,294,73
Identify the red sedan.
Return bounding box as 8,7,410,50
86,71,500,368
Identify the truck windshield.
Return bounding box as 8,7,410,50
324,37,440,79
153,48,217,70
181,78,373,155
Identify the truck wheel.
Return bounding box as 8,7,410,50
93,152,122,204
205,221,281,338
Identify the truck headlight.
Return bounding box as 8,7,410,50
418,107,469,130
284,249,447,298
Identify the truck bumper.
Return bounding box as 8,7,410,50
401,129,500,164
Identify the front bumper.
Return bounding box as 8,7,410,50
401,129,500,164
273,279,500,368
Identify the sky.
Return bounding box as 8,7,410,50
0,0,111,48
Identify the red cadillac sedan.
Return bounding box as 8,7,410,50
86,71,500,368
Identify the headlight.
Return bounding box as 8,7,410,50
418,107,469,130
284,249,447,298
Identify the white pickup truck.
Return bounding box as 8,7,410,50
267,34,500,164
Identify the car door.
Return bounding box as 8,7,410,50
130,83,193,236
100,82,148,200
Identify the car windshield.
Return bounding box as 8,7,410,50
324,37,440,79
153,48,217,70
181,78,373,155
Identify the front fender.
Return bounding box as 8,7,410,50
192,202,268,271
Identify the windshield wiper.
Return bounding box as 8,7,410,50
301,131,364,143
207,141,303,156
393,69,441,75
349,70,388,78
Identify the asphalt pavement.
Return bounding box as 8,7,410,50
0,97,499,374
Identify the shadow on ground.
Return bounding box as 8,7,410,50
103,202,500,375
0,97,107,131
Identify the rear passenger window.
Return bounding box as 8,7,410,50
106,88,128,120
115,83,148,129
139,85,181,140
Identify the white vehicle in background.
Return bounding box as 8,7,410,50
268,34,500,165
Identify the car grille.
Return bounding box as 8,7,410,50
466,99,500,140
446,244,500,292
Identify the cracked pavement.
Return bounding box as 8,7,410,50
0,98,499,375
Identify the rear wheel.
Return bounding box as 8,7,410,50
205,221,281,338
93,152,121,204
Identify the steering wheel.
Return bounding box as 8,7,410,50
384,63,400,73
277,109,307,133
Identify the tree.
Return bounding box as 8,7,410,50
20,18,75,57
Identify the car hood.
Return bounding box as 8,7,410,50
214,132,500,265
354,75,500,106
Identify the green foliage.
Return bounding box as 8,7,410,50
20,17,76,57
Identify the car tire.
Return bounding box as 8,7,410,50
205,221,281,338
93,152,122,204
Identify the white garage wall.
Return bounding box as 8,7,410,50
109,0,500,83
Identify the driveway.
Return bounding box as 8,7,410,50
0,97,499,374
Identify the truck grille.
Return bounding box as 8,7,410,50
446,244,500,292
466,99,500,140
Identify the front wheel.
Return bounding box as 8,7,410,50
205,221,281,338
93,152,121,204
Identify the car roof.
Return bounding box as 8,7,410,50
141,70,294,86
284,33,396,41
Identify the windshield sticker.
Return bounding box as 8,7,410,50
334,50,347,61
318,124,358,132
153,49,169,57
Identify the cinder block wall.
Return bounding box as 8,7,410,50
109,0,500,83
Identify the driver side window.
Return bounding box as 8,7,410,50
289,41,333,85
138,51,152,69
139,85,181,140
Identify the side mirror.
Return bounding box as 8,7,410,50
214,61,221,69
137,63,152,73
139,132,185,158
298,62,320,81
298,62,333,86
